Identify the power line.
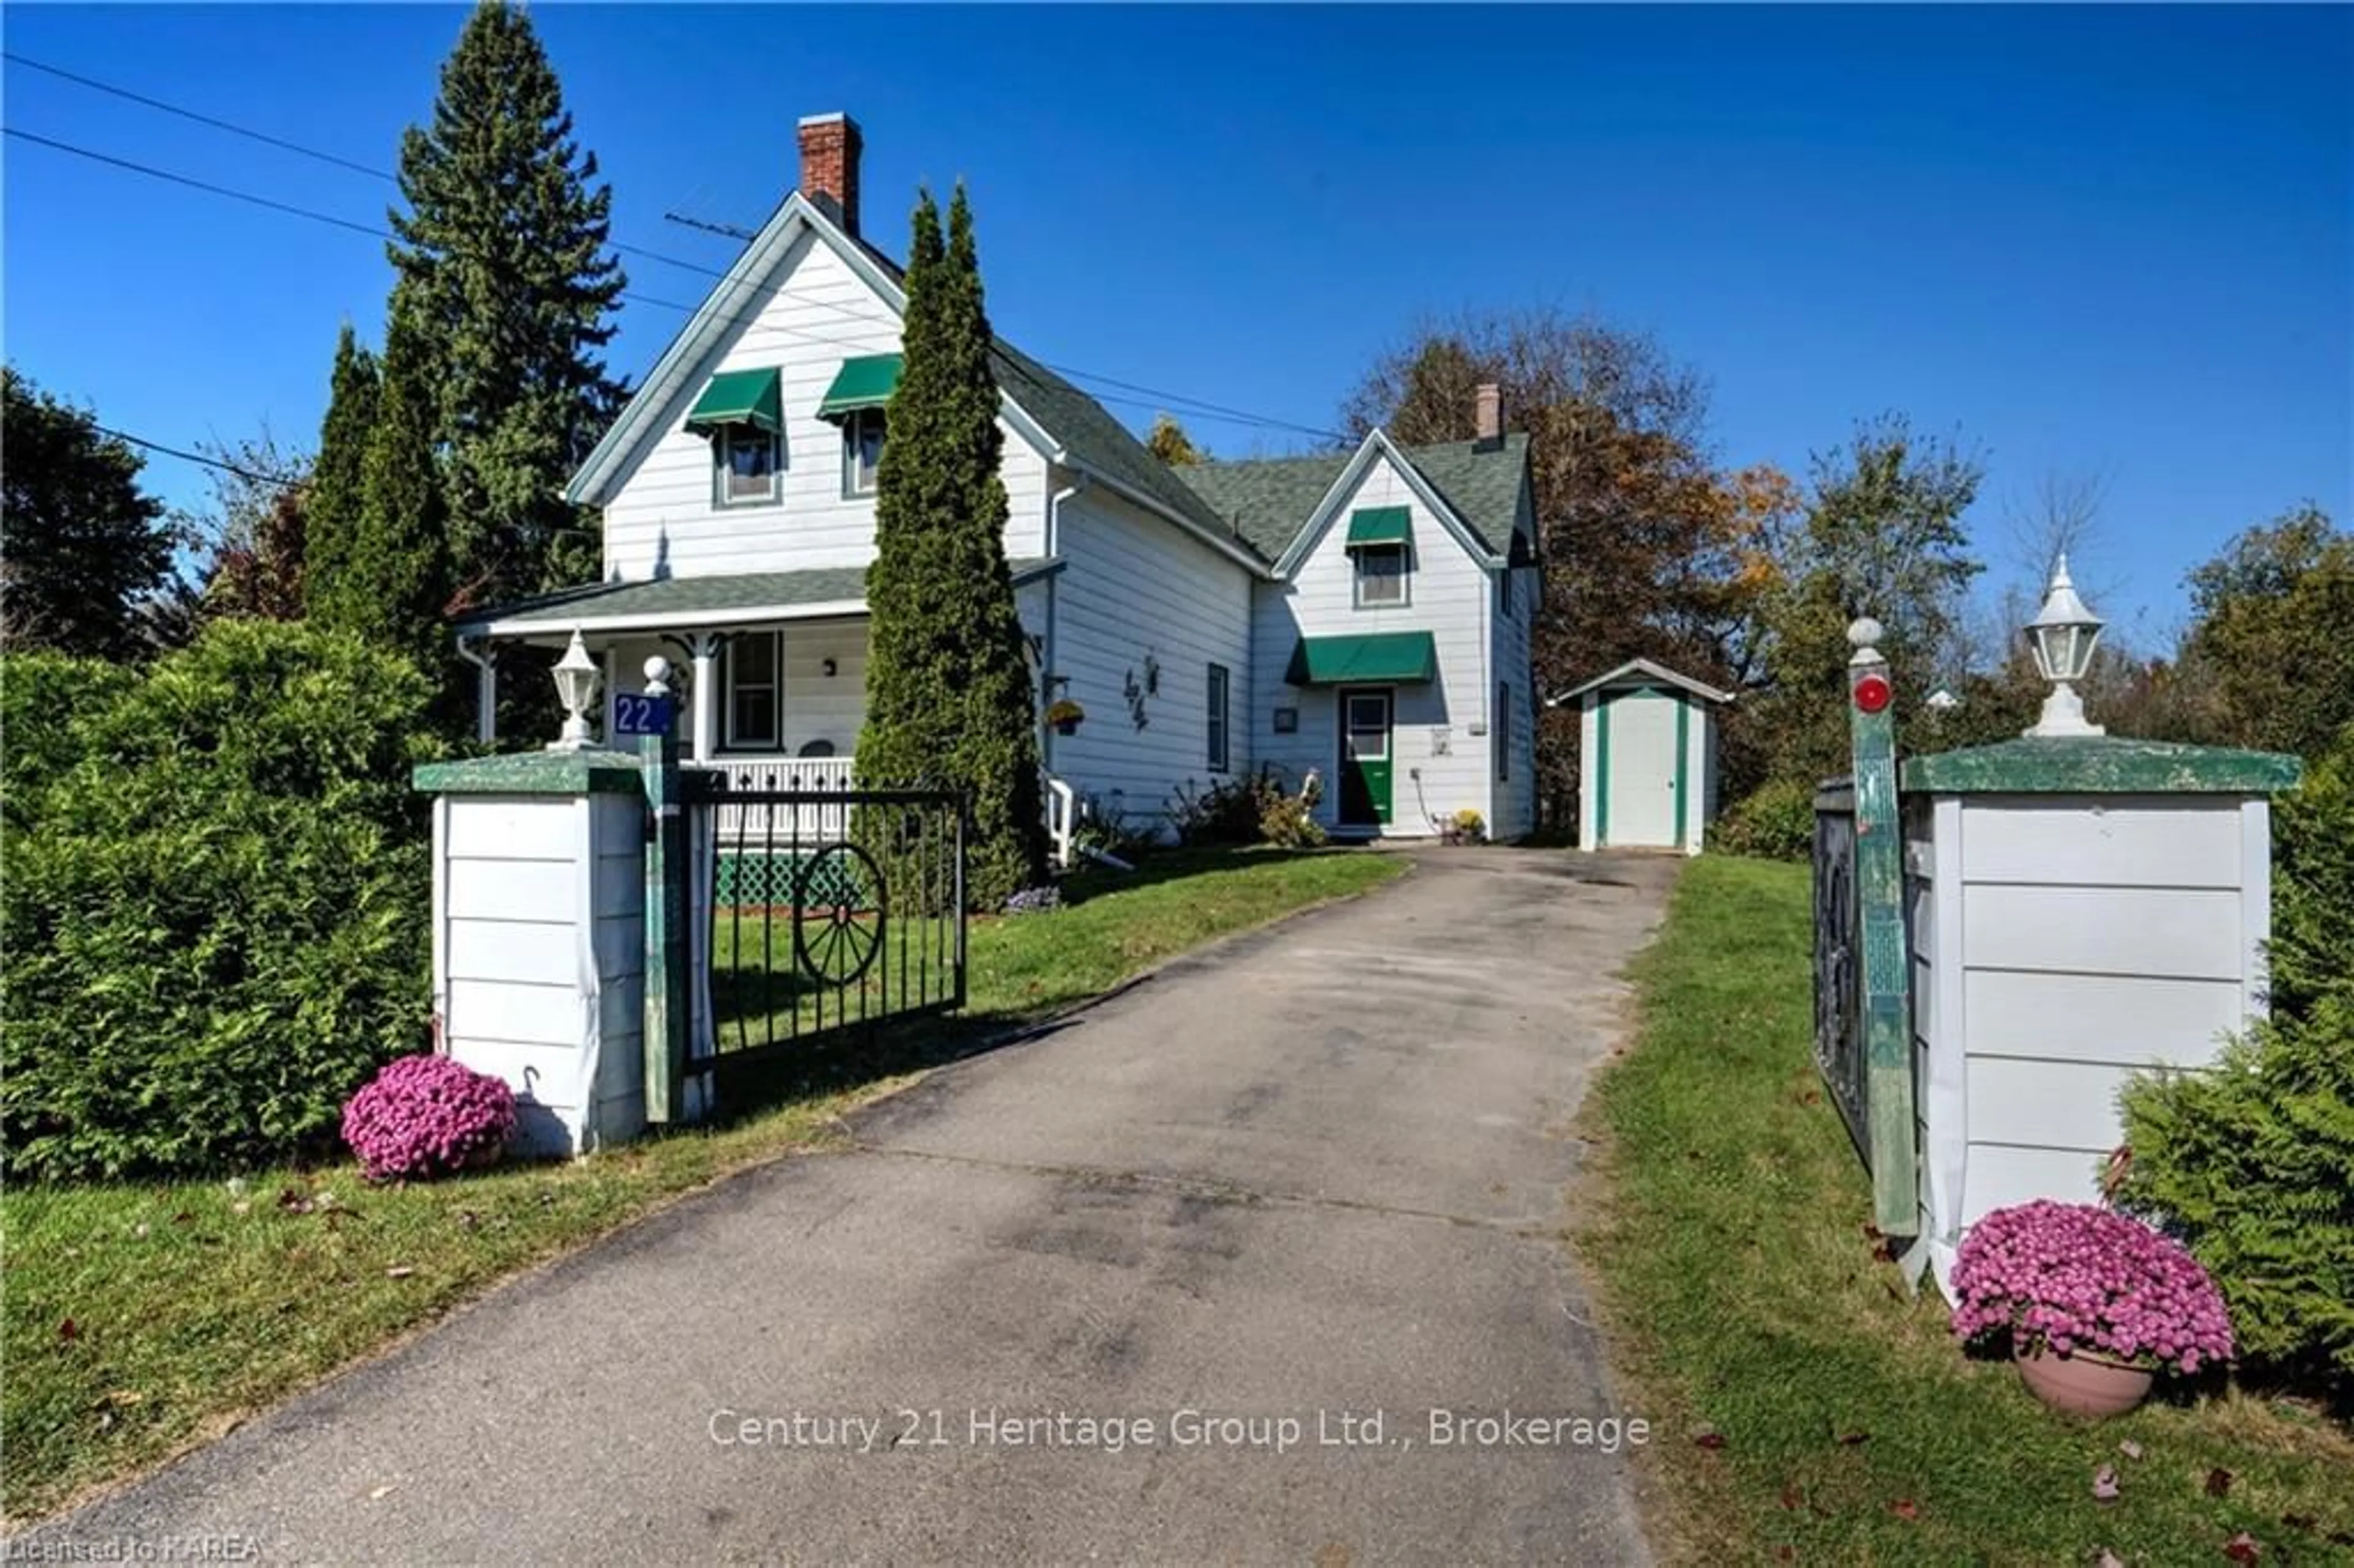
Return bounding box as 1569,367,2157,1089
2,83,1347,442
93,424,305,490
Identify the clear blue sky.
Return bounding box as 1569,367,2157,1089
6,4,2347,642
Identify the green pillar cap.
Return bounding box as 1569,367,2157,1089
413,748,646,796
1901,736,2303,795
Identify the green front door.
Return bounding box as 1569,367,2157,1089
1338,688,1393,828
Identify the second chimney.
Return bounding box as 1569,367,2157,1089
797,112,863,237
1474,382,1503,444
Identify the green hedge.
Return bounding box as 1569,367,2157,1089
1710,777,1818,862
1,622,448,1180
2119,725,2354,1382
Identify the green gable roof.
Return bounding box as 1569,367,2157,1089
1178,433,1531,567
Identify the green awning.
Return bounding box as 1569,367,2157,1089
1345,506,1411,548
684,367,782,435
1284,631,1439,686
815,353,903,418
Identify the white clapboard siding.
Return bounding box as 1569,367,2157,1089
445,978,584,1048
1252,451,1493,836
1962,884,2245,980
1959,797,2243,888
1962,969,2248,1068
446,798,578,862
447,919,577,986
1963,1144,2111,1228
1967,1057,2138,1151
600,227,1048,580
1045,481,1254,824
1911,786,2271,1265
448,859,579,923
451,1038,585,1113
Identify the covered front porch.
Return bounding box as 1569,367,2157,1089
453,561,1076,860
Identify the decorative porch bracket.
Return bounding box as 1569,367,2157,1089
1847,620,1918,1233
640,662,690,1123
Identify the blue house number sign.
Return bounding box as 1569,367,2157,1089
612,693,674,737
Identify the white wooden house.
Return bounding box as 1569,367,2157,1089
454,113,1538,852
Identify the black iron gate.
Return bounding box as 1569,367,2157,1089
683,770,966,1094
1811,778,1870,1164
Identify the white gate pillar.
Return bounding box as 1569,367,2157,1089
412,749,651,1157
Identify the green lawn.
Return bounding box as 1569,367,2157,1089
1576,856,2354,1566
1,845,1403,1526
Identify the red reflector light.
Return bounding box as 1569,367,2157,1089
1854,673,1892,714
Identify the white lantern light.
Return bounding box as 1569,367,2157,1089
547,628,602,751
2022,555,2105,738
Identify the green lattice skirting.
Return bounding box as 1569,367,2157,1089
715,853,870,908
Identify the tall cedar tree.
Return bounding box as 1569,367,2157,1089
0,368,174,660
340,311,456,711
387,0,623,610
303,325,381,628
858,188,1048,906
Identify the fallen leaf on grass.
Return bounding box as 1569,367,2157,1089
132,1222,150,1239
1694,1432,1726,1451
1779,1485,1804,1512
1775,1548,1794,1562
2117,1439,2143,1460
1836,1431,1870,1446
2206,1469,2234,1499
96,1389,144,1409
385,1266,416,1280
2221,1532,2258,1564
368,1485,395,1501
230,1199,252,1216
277,1188,314,1216
2092,1465,2120,1502
172,1211,194,1225
58,1319,78,1342
2326,1531,2354,1548
2093,1553,2126,1568
2279,1516,2314,1534
457,1211,479,1230
1889,1499,1920,1521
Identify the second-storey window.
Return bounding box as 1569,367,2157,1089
717,426,781,506
1206,663,1231,772
1355,544,1409,608
725,632,781,750
844,408,886,497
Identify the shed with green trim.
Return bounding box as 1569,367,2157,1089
1548,658,1732,854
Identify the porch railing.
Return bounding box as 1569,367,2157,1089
693,756,858,843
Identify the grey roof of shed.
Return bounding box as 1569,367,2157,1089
1179,433,1531,565
1548,657,1736,707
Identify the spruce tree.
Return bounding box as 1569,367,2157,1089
858,187,1048,907
0,368,174,660
303,324,379,628
341,308,455,703
387,0,623,607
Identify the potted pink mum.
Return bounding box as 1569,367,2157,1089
341,1054,517,1184
1951,1200,2233,1418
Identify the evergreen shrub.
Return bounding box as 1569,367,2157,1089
1,621,446,1179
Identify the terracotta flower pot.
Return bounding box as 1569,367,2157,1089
2013,1343,2153,1418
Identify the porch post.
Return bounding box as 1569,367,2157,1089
688,632,722,763
471,641,499,745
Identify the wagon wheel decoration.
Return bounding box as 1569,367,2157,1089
793,843,886,986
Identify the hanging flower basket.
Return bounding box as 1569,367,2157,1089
1045,698,1086,736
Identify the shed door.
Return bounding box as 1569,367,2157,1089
1603,689,1681,847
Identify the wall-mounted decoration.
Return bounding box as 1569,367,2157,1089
1122,653,1155,731
1429,726,1452,756
1273,707,1299,734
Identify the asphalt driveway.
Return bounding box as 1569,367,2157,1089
20,847,1679,1566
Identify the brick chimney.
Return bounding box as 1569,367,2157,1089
797,112,863,237
1474,382,1503,446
